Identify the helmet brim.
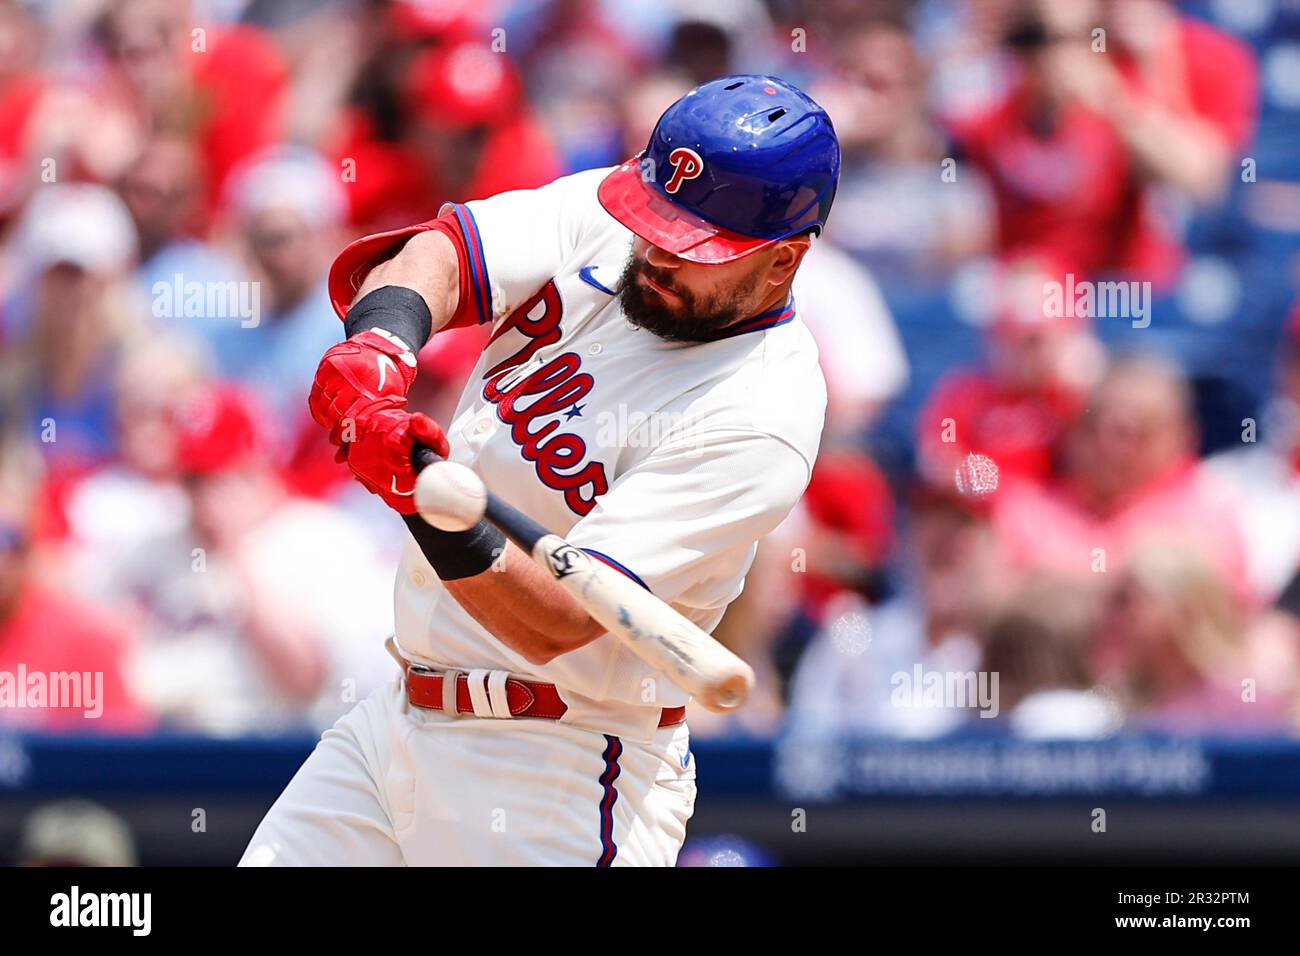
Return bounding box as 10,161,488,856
597,157,777,264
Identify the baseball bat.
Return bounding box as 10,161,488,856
412,445,754,712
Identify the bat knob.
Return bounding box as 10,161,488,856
700,667,755,714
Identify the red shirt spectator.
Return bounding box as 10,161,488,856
994,458,1250,602
189,25,289,216
0,72,43,220
92,5,288,218
918,369,1085,488
330,42,561,231
951,7,1257,288
0,584,151,733
797,451,895,616
916,255,1099,488
952,89,1141,282
991,357,1253,604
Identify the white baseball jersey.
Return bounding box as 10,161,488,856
243,166,825,867
393,166,827,739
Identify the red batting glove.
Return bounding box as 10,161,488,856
343,404,451,514
309,329,419,450
309,328,450,513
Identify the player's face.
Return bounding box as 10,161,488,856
617,238,775,342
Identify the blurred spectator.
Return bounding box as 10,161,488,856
992,355,1252,602
18,799,137,867
1,183,143,469
120,134,205,266
914,0,1022,124
507,0,654,173
792,237,909,437
0,440,151,733
121,134,247,305
664,18,733,87
701,448,896,738
403,41,562,205
797,451,897,609
814,16,994,281
916,255,1102,488
0,0,49,220
616,70,692,159
764,450,896,683
382,0,485,43
785,487,1010,738
326,36,563,230
1093,544,1294,734
1205,303,1300,604
195,146,347,437
92,0,289,215
56,334,211,598
111,385,392,734
980,573,1121,739
660,3,781,82
949,0,1258,288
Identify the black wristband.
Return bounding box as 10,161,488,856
344,285,433,349
401,513,506,581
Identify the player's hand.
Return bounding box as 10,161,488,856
342,403,451,514
308,329,419,448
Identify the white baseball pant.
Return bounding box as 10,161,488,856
239,676,696,866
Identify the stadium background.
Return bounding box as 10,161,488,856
2,0,1300,865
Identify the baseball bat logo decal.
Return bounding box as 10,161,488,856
546,542,587,579
663,148,704,194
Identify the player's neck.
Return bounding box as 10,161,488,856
746,280,794,322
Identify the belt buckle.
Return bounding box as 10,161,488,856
387,637,460,717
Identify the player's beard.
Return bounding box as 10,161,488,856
617,253,764,343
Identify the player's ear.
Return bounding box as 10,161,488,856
766,234,812,286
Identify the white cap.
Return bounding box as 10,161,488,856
17,183,138,276
224,145,347,228
19,799,138,867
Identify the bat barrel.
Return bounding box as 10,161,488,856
411,443,753,711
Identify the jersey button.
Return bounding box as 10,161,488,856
587,342,603,356
409,570,427,588
473,419,492,435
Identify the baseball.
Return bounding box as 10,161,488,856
415,461,488,532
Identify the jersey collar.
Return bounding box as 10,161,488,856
697,297,796,342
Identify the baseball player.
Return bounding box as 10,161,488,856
240,75,839,866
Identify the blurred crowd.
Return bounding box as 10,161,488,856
1,0,1299,742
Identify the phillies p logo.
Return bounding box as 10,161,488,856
663,148,704,194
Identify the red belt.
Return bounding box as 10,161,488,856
387,638,686,728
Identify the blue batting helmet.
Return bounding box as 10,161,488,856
598,74,840,263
